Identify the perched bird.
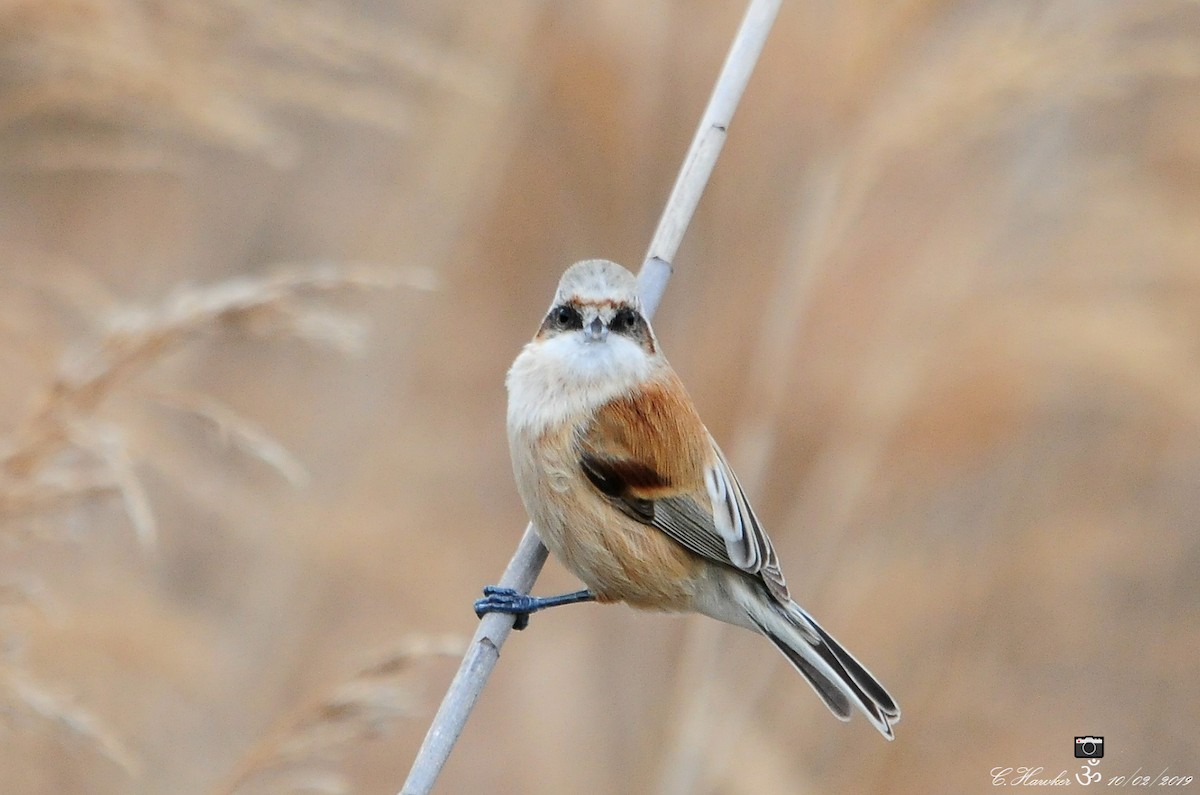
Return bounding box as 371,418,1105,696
476,259,899,738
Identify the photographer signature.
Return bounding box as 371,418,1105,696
990,761,1194,787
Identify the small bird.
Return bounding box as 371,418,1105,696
476,259,899,738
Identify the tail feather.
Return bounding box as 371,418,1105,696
755,622,853,720
744,594,900,740
795,604,900,721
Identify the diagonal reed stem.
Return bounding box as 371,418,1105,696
400,2,781,792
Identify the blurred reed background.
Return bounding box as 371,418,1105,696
1,1,1198,793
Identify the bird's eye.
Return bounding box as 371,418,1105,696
549,305,582,329
610,308,640,334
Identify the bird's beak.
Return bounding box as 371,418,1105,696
584,316,608,343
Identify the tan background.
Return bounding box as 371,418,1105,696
1,1,1197,793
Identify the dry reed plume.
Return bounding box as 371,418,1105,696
1,264,436,543
0,263,436,790
217,635,465,795
0,0,497,170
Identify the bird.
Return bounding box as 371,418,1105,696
475,258,900,739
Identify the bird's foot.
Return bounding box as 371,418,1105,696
474,586,596,630
474,586,539,630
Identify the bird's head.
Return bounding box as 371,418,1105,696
534,259,658,365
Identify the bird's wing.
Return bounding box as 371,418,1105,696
578,379,790,602
703,441,788,601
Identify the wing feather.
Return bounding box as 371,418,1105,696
655,494,731,562
706,443,788,601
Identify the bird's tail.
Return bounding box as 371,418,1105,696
740,585,900,739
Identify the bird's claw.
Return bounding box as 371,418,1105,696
474,585,534,630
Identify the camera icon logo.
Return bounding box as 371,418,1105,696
1075,736,1104,759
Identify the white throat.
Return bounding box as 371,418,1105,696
507,332,657,435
